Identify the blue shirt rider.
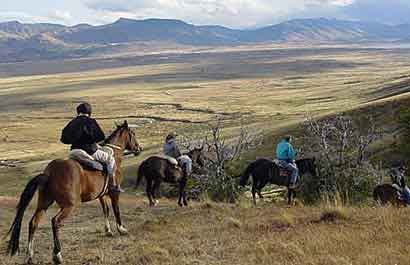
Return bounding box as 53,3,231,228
276,136,299,189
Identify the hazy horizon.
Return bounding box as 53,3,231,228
1,0,410,29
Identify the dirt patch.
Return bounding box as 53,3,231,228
0,196,18,208
247,221,291,233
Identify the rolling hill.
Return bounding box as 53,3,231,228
1,17,410,62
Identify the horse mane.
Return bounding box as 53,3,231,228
296,158,315,175
103,125,125,145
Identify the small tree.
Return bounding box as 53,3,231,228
302,114,383,203
204,118,261,202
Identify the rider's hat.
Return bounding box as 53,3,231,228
76,102,92,116
283,135,292,142
166,132,177,141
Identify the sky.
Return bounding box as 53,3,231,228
0,0,409,29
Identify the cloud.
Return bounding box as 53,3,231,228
0,10,75,25
84,0,317,27
341,0,410,24
0,11,47,23
47,10,73,24
2,0,409,27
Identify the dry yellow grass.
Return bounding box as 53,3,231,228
1,195,410,265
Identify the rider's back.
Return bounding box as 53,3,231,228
61,115,105,155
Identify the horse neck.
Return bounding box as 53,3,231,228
296,159,307,175
106,133,126,165
186,150,194,159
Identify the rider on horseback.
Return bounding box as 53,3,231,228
60,102,123,194
276,135,299,189
163,132,192,177
391,165,410,204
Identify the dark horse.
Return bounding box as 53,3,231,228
240,158,317,205
373,171,407,206
7,121,142,264
136,147,205,207
373,184,405,206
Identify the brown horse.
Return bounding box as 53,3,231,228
7,120,142,264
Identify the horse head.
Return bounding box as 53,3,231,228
297,157,317,177
108,120,143,155
187,145,205,167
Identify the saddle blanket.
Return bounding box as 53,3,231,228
154,155,179,166
68,146,113,172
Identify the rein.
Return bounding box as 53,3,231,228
105,144,122,151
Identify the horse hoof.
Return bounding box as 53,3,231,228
117,225,128,236
53,252,63,264
154,200,159,205
26,257,34,265
183,201,188,207
105,230,114,237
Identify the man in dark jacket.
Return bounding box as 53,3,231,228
61,102,122,193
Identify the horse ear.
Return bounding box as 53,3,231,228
123,120,128,128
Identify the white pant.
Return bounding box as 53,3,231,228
178,155,192,176
92,149,116,176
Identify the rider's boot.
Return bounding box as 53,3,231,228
108,174,124,194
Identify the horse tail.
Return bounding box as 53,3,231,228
136,161,146,188
240,162,254,186
7,174,45,256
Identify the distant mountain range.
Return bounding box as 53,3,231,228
1,17,410,62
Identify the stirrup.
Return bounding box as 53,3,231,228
109,186,124,194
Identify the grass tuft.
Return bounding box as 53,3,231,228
319,208,349,223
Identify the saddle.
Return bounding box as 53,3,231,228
154,155,179,167
273,159,290,177
69,149,105,172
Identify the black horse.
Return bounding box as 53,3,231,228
136,147,205,207
239,158,317,205
373,168,407,206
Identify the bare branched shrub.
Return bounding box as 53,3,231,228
203,118,262,202
302,114,383,203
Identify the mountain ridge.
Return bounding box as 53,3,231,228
1,17,410,62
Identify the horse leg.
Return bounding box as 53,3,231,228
110,194,127,235
251,184,257,206
152,179,161,206
178,182,183,207
99,197,113,237
146,178,155,207
51,206,74,264
27,209,45,264
179,177,188,207
27,193,53,264
287,188,293,205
